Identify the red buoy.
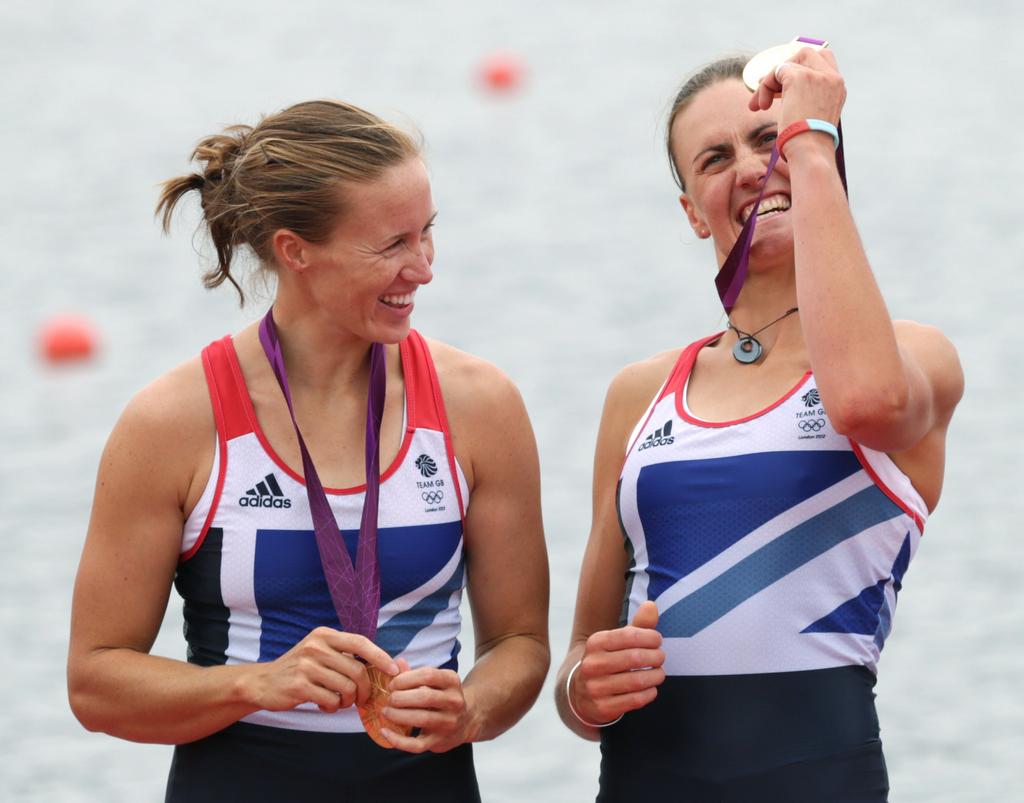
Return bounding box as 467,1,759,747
39,314,99,363
479,51,524,93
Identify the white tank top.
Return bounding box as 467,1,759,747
176,330,469,733
617,333,927,676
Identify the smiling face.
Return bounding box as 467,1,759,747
292,157,437,344
670,78,793,271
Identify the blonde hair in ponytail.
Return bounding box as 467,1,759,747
156,101,421,305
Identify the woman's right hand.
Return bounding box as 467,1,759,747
749,46,846,134
243,627,399,714
569,601,666,726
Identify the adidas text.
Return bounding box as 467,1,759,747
638,436,675,451
239,473,293,508
638,421,675,451
238,496,292,508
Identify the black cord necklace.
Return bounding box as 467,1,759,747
726,307,799,364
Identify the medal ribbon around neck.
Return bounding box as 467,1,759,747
716,36,849,314
258,309,385,642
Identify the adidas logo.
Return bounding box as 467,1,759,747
638,420,675,451
239,473,292,508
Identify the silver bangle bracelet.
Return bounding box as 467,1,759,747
565,659,623,729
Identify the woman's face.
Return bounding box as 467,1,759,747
670,78,793,270
298,157,437,344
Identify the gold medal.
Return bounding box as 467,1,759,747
743,37,829,91
357,665,412,748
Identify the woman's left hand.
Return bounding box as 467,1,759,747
749,46,846,132
379,659,478,753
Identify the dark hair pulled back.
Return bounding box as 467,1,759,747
665,56,748,192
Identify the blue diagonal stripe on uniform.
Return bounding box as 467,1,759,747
802,578,887,635
253,522,463,662
801,530,912,640
375,562,465,658
636,450,863,600
873,593,893,650
658,485,904,638
890,532,911,592
874,531,911,649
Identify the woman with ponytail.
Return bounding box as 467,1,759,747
67,100,549,802
555,49,962,801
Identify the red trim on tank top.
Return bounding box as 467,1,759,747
400,331,444,432
672,332,813,428
621,339,708,472
657,335,719,403
848,440,926,534
220,336,414,496
399,336,419,433
208,334,257,439
182,345,232,562
408,331,466,522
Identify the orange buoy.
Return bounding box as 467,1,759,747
479,51,524,92
39,314,99,363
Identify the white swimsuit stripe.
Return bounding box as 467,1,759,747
617,333,926,676
176,330,468,733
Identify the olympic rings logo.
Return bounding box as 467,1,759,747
422,490,444,504
798,419,826,432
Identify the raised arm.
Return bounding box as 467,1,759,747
751,48,963,458
554,358,670,740
381,349,550,753
67,362,397,744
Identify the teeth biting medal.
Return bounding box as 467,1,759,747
714,37,848,345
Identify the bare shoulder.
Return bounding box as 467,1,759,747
419,337,536,491
604,347,683,420
106,356,214,501
893,320,964,414
420,337,523,416
119,356,211,442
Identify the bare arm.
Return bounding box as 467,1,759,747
67,363,397,744
753,48,964,455
382,351,549,752
554,359,670,741
459,368,549,740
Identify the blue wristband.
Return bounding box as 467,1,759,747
805,118,840,149
776,118,840,160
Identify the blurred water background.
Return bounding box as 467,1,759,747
2,0,1022,800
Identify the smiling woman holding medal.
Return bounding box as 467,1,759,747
555,43,963,801
66,100,549,802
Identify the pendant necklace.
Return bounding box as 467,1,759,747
726,306,799,364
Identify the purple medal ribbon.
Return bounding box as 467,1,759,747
258,309,386,641
716,36,849,314
715,147,782,313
